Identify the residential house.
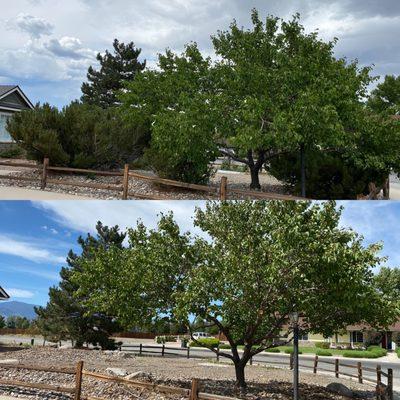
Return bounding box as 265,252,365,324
0,85,34,143
303,322,400,351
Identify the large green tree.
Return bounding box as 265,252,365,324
81,39,146,108
120,44,218,183
72,201,396,388
35,222,124,348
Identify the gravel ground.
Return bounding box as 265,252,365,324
0,159,287,200
0,347,375,400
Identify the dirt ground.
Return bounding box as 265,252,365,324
0,347,376,400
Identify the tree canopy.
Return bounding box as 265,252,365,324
81,39,146,108
368,75,400,115
71,201,397,388
35,222,124,348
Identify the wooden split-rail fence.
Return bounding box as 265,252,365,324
0,361,240,400
0,158,303,200
121,344,394,400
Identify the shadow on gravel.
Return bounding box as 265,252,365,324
0,345,25,353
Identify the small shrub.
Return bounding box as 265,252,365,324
265,348,280,353
0,146,23,159
367,346,387,357
316,349,333,356
315,342,330,349
396,348,400,358
189,338,220,348
342,350,380,359
219,343,231,349
284,348,303,355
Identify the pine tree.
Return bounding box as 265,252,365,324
35,222,125,348
81,39,146,108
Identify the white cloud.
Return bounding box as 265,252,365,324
44,36,97,60
8,13,54,39
5,288,35,299
34,200,206,236
0,234,65,264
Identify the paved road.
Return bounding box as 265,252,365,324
121,344,400,391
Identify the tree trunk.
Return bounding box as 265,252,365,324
300,143,306,198
234,362,247,389
249,165,261,190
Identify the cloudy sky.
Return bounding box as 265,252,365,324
0,0,399,107
0,200,399,307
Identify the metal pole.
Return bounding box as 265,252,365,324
293,323,299,400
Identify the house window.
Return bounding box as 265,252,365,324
351,331,364,343
0,112,13,142
299,331,309,341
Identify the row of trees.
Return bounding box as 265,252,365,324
0,315,33,329
6,10,400,198
35,201,398,388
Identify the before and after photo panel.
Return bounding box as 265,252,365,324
0,1,399,399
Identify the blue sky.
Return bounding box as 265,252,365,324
1,0,400,107
0,200,399,308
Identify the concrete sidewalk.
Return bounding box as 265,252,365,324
0,186,90,200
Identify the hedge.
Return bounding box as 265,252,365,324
342,350,381,359
189,338,220,348
367,346,387,357
316,349,333,356
315,342,330,349
284,349,303,355
265,348,281,353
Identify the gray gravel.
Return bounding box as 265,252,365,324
0,347,375,400
0,159,288,200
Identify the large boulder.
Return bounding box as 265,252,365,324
326,382,354,398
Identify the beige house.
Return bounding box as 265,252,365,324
303,322,400,351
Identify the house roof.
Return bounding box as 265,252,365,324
0,85,34,110
0,286,9,300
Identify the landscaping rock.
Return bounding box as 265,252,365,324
126,371,152,380
106,367,128,376
327,382,354,398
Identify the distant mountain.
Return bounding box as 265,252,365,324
0,301,37,320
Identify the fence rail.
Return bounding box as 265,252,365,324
0,158,303,200
120,344,394,400
0,361,239,400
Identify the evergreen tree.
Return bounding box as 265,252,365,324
0,315,6,329
81,39,146,108
35,222,125,348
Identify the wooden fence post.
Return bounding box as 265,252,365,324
219,176,227,200
190,378,199,400
249,356,253,366
74,361,84,400
122,164,130,200
335,359,339,378
357,362,363,384
376,365,381,385
387,369,393,400
139,343,142,356
41,157,49,190
290,353,294,370
162,344,165,357
313,355,318,374
187,346,190,359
